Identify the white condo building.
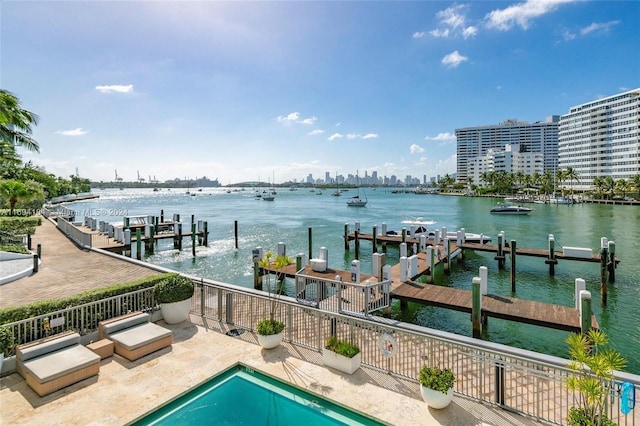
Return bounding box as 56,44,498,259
558,88,640,191
455,117,559,183
467,144,543,187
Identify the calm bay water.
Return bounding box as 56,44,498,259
71,187,640,373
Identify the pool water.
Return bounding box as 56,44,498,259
129,365,387,425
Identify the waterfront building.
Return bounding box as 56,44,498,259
455,116,559,183
467,144,544,187
558,88,640,191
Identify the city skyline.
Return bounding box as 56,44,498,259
3,1,639,184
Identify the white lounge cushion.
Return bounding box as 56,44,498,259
109,322,172,351
21,345,100,384
17,332,80,362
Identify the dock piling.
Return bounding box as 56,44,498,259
234,220,239,250
444,238,451,273
495,233,505,269
136,229,142,260
308,227,313,261
510,240,517,293
472,277,482,338
608,241,616,282
354,230,360,260
343,223,349,250
372,226,377,253
600,237,608,306
580,290,592,334
191,223,196,257
546,234,558,275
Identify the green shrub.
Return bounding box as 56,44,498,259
153,274,194,303
0,244,29,254
325,335,360,358
256,318,285,336
565,330,626,426
0,326,14,353
0,273,171,325
419,365,456,394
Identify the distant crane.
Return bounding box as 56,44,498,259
137,170,145,183
114,169,123,182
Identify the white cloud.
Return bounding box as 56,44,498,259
429,28,450,38
580,20,620,35
428,4,476,39
441,51,468,68
562,29,576,41
276,112,317,125
277,112,300,123
362,133,378,139
462,26,478,39
95,84,134,93
412,31,426,38
485,0,577,31
327,133,343,141
55,128,88,136
346,134,358,139
308,129,325,136
410,144,425,154
437,4,467,29
425,132,456,145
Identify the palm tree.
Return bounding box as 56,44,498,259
603,177,616,200
616,179,630,199
629,174,640,199
0,89,40,161
564,167,580,199
592,176,606,199
0,179,41,215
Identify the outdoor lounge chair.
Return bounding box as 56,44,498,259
98,311,173,361
16,331,101,396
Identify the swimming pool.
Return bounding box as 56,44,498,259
129,364,387,425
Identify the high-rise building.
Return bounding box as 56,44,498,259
455,117,559,183
558,88,640,191
467,144,543,187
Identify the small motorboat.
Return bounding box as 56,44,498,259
490,204,532,215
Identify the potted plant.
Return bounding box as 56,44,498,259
322,335,361,374
153,274,195,324
565,329,626,426
0,326,14,374
256,252,291,349
419,365,456,409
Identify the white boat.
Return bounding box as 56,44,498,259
549,195,575,204
390,217,491,243
490,204,531,215
346,173,367,207
346,195,367,207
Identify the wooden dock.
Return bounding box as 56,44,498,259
260,251,597,334
459,242,618,264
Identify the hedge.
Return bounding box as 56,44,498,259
0,273,177,325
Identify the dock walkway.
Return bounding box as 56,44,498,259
0,218,161,309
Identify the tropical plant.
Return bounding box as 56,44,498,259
0,326,14,354
565,329,626,426
256,251,291,336
630,174,640,198
419,365,456,394
0,179,42,215
153,274,194,303
0,89,40,160
325,335,360,358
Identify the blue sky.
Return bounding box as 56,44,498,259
2,1,638,185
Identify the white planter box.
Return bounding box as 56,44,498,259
257,332,284,349
420,384,453,409
322,349,361,374
160,298,192,324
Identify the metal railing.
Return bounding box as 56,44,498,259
3,275,638,425
56,217,92,248
3,288,156,354
295,273,391,315
193,276,639,426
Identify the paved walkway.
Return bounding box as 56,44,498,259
0,217,161,309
